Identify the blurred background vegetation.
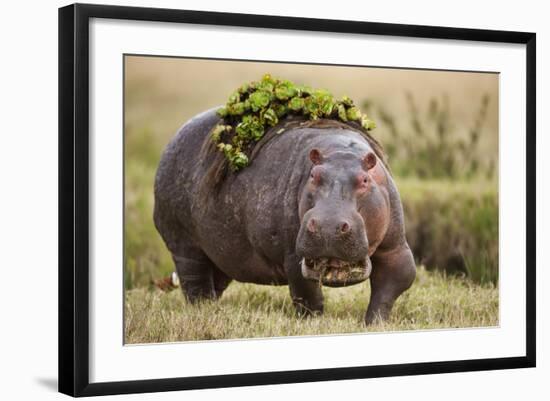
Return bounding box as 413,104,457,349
124,56,499,291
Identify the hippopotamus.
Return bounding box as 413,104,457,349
153,108,416,325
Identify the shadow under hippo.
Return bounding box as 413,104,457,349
154,109,416,325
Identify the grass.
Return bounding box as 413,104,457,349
125,267,498,344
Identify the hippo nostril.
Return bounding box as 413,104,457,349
307,218,317,233
340,221,350,233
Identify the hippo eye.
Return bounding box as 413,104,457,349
363,177,368,183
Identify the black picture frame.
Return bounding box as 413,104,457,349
58,3,536,397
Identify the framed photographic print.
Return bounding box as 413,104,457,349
58,3,536,397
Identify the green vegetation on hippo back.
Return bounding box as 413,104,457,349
210,74,376,171
153,75,415,325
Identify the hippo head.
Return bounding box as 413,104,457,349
295,146,377,287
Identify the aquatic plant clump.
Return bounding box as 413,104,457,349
211,74,377,170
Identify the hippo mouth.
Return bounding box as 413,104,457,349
300,257,372,287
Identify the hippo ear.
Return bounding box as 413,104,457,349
309,148,324,165
362,152,377,170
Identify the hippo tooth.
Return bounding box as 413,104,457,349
171,271,180,286
301,258,323,282
301,259,311,277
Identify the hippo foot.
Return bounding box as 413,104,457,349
292,296,324,318
365,304,392,325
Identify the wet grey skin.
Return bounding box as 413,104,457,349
154,108,416,324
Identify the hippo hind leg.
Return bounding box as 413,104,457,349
172,245,226,303
173,253,214,303
213,267,232,299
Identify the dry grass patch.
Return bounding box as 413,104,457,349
125,267,498,344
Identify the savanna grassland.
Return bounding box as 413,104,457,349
126,268,497,343
124,57,499,343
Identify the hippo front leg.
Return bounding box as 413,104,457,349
285,254,324,317
366,244,416,325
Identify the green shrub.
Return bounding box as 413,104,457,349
364,93,494,180
399,179,498,284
